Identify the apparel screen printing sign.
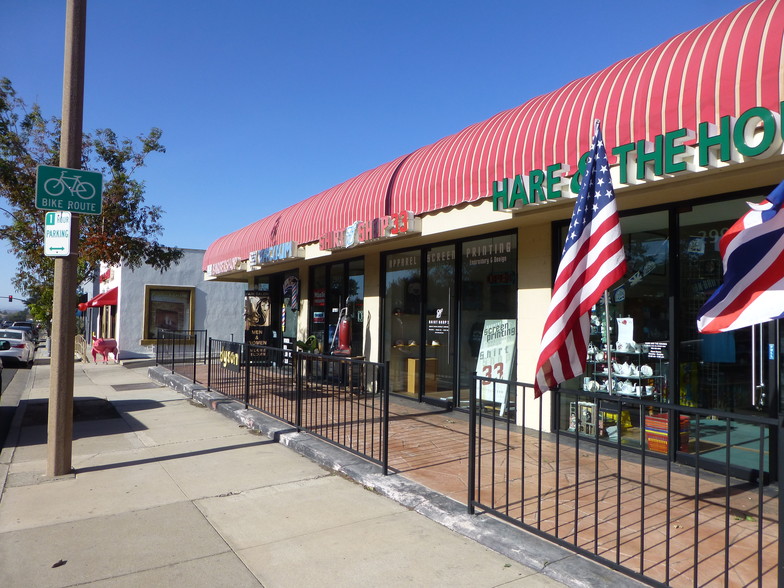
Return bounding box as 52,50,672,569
475,319,516,416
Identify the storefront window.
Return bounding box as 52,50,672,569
384,250,422,397
458,233,517,411
678,198,753,411
679,197,769,473
556,193,774,476
143,286,193,340
308,258,363,356
561,211,669,448
250,270,300,353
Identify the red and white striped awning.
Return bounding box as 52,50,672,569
204,0,784,271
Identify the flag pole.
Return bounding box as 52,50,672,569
604,290,614,394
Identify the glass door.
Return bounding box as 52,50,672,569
423,244,456,404
678,197,771,475
383,250,422,398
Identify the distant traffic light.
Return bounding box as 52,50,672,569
7,296,11,302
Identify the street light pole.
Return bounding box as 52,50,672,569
47,0,86,477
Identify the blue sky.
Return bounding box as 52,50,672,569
0,0,749,311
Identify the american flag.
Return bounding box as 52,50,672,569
534,121,627,397
697,180,784,333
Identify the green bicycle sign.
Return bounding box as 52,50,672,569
36,165,103,215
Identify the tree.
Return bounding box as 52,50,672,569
0,77,183,327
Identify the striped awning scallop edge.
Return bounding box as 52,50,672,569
204,0,784,271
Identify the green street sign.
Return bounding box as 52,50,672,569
36,165,103,215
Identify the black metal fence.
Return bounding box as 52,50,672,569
205,338,389,474
155,329,208,382
467,374,782,587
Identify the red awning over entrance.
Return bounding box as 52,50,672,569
86,287,118,308
204,0,784,272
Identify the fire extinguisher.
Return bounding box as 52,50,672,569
331,307,352,356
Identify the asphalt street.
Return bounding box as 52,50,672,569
0,364,30,449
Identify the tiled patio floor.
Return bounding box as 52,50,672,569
179,363,778,587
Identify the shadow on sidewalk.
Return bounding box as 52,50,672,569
74,438,276,474
12,397,165,447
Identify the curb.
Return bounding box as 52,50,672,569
147,366,644,588
0,363,40,501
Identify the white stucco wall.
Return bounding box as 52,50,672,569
103,249,245,358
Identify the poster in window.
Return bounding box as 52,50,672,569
474,319,517,416
245,290,271,360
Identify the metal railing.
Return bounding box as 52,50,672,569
467,373,782,587
206,338,389,474
155,329,208,382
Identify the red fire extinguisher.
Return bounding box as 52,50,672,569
331,307,352,356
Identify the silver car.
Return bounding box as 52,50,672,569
0,328,35,368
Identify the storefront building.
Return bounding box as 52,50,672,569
86,249,246,358
204,1,784,478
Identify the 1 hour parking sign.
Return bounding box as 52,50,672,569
44,211,72,257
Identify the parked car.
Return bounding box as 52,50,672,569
12,321,39,342
0,328,35,368
0,340,9,387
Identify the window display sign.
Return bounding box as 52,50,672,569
475,319,517,416
244,290,271,360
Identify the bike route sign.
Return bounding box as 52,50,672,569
35,165,103,215
44,211,71,257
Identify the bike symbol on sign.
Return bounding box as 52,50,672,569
43,170,96,200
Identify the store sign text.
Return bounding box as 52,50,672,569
493,103,784,211
319,211,420,251
220,344,241,372
249,241,300,267
206,257,243,277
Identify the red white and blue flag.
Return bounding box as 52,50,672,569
696,180,784,334
534,121,627,397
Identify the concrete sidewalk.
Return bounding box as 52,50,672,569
0,362,636,587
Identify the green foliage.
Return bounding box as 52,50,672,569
0,77,183,324
295,335,319,353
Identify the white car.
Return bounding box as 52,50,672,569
0,328,35,368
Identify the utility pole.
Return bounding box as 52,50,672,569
47,0,86,477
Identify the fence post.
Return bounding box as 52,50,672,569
155,333,160,365
467,371,477,514
295,350,302,430
192,330,197,384
244,342,250,410
382,361,389,476
207,337,212,392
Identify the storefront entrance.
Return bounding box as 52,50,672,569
383,232,517,411
249,270,300,354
